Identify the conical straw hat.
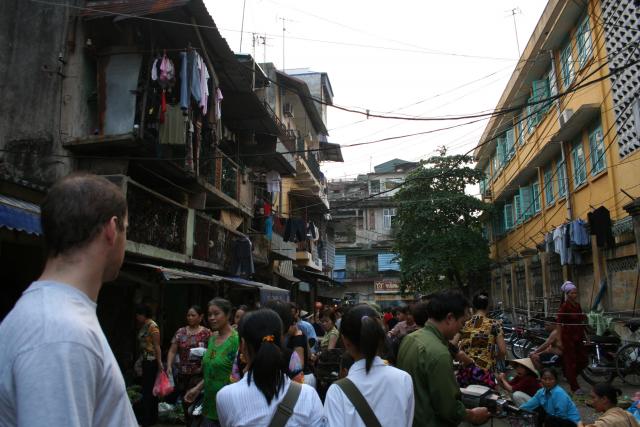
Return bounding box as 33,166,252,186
508,358,539,377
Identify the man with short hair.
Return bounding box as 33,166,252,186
0,173,137,427
397,291,491,426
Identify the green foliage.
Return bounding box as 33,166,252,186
393,153,491,293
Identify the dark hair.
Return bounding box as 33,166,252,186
340,304,385,373
321,308,336,323
426,291,470,321
188,305,204,316
340,352,355,372
265,300,295,331
399,305,410,315
472,292,490,310
593,383,621,405
540,367,558,380
135,304,153,318
208,298,232,316
236,304,249,313
41,173,127,257
239,309,287,404
412,301,430,327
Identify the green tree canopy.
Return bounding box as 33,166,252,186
393,152,491,293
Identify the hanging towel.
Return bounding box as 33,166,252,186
159,105,186,145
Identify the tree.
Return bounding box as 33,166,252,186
393,151,491,293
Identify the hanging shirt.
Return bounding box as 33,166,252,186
552,226,568,265
190,51,202,103
198,56,210,115
158,54,175,88
265,170,281,193
570,219,590,246
588,206,615,248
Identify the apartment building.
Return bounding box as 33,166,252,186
475,0,640,324
327,159,417,307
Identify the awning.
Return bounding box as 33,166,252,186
0,195,42,235
318,141,344,162
131,262,224,282
294,268,343,287
222,276,290,303
274,270,300,283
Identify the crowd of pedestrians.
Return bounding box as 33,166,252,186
0,173,638,427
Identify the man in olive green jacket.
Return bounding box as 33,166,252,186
397,291,490,426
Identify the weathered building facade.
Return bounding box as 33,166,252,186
327,159,417,308
0,0,341,373
475,0,640,331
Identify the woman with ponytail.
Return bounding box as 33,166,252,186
216,309,325,426
324,304,414,427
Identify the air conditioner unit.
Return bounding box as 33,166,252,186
559,109,574,127
283,103,294,118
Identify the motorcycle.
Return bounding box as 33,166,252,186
581,319,640,386
460,384,537,427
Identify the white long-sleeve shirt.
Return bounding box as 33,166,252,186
324,356,414,427
216,375,325,427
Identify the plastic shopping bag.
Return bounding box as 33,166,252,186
152,371,174,398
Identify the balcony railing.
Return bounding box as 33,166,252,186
193,213,234,268
125,179,188,254
262,100,296,152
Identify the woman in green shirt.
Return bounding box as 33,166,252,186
185,298,239,427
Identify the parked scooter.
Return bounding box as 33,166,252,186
580,319,640,386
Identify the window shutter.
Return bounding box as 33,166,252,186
514,195,522,224
497,137,506,167
519,186,533,219
532,181,541,212
557,160,567,197
506,128,515,159
544,168,555,205
504,204,514,230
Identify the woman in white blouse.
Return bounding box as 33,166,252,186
216,308,325,427
324,304,415,427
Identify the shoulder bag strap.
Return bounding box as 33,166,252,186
268,381,302,427
335,378,382,427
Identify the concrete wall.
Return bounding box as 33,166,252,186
0,0,81,184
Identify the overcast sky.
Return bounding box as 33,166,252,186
205,0,548,180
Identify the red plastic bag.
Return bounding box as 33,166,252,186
152,371,174,398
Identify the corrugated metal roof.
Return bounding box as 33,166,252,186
82,0,190,19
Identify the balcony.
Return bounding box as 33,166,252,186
104,175,190,261
296,240,323,271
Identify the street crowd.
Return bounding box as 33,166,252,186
1,176,639,427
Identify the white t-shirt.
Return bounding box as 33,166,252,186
216,375,325,427
324,356,415,427
0,281,137,427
